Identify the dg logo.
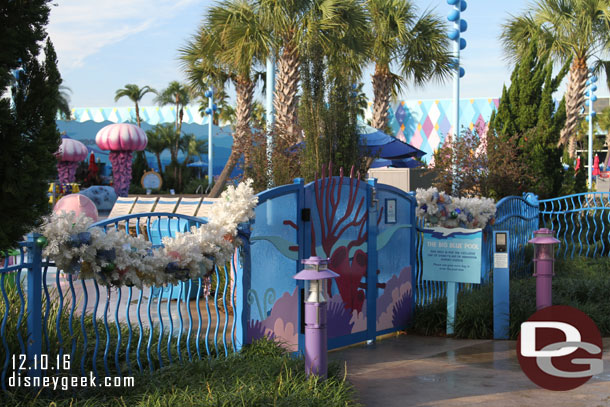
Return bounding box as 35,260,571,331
517,305,604,391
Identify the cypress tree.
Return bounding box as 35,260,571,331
0,1,62,250
487,36,576,198
299,43,365,181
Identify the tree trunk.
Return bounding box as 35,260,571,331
568,136,578,160
559,58,587,158
135,102,141,127
208,77,254,198
236,79,254,170
372,65,393,131
274,39,301,143
208,149,241,198
155,153,163,175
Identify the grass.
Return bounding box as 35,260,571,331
410,256,610,339
0,339,359,407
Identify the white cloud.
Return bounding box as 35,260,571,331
47,0,199,70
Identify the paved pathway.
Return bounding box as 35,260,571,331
330,334,610,407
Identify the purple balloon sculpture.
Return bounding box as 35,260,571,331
95,123,147,197
55,136,88,184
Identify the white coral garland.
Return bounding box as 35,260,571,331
41,180,258,288
415,187,496,229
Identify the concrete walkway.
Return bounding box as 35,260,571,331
330,334,610,407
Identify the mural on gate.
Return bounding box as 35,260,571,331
308,166,370,337
246,167,415,349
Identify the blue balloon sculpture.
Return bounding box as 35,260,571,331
460,0,467,11
448,9,459,21
448,28,460,40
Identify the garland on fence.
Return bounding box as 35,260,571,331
40,180,258,288
415,187,496,229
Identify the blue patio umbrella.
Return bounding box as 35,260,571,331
289,123,426,160
370,158,424,168
358,123,425,159
187,159,208,178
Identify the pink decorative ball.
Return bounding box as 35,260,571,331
53,194,99,222
95,123,147,151
55,138,88,162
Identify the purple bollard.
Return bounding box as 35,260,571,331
294,256,339,378
528,228,560,310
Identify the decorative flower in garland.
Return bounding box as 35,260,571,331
41,180,258,288
415,187,496,229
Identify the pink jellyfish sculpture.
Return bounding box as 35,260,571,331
55,136,88,184
96,123,147,197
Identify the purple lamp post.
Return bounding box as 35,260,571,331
55,136,88,184
528,228,560,310
293,256,339,378
95,123,147,197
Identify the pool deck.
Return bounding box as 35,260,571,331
330,334,610,407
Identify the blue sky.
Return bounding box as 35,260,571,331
47,0,609,109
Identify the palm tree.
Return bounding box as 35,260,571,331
114,84,157,127
258,0,369,143
501,0,610,158
366,0,453,130
155,81,192,135
182,133,208,164
180,0,268,197
58,85,72,120
145,124,173,174
352,82,369,119
219,104,236,127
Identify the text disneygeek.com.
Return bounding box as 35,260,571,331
9,372,135,391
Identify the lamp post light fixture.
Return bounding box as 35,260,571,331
293,256,339,378
204,89,218,185
528,228,560,310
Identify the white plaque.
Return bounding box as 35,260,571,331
494,253,508,269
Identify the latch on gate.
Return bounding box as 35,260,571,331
371,187,379,210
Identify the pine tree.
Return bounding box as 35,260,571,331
0,1,62,250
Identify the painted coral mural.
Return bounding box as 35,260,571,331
246,168,416,350
376,267,412,331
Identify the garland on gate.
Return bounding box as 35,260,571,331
415,187,496,229
40,180,258,288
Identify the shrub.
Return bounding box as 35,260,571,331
410,257,610,339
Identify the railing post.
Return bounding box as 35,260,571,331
26,233,43,380
366,178,378,344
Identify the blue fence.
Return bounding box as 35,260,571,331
2,189,604,388
493,193,540,276
0,213,239,389
539,192,610,259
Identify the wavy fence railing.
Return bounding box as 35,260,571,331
539,192,610,259
0,213,239,390
493,194,540,277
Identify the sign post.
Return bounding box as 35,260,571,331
493,231,509,339
422,227,482,335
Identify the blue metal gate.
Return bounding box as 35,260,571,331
238,171,416,352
